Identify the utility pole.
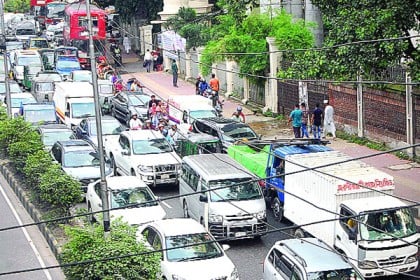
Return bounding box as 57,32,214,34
0,0,12,116
85,0,110,236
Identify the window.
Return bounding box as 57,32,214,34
271,249,294,279
181,163,199,191
119,136,129,150
142,227,157,245
291,268,303,280
52,145,62,163
340,207,357,235
94,182,101,198
78,16,98,28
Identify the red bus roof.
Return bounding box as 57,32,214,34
65,2,107,15
30,0,54,7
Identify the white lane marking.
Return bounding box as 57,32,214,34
0,184,53,280
161,201,172,209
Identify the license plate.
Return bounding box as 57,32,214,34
235,232,246,238
161,174,170,179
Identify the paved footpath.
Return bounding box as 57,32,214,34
122,68,420,221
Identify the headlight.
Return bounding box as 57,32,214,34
137,165,153,172
255,210,266,220
358,260,378,269
230,268,239,280
406,254,418,264
208,214,223,223
172,275,186,280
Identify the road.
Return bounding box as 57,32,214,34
0,175,65,280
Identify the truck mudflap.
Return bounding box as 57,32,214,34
209,219,268,239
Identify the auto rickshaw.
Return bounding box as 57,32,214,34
38,48,55,70
22,64,43,90
98,79,114,114
176,133,222,158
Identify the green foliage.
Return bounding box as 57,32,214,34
23,150,53,197
4,0,30,13
336,131,387,151
309,0,420,80
8,131,44,173
0,117,34,154
61,218,161,280
0,106,7,121
39,165,82,215
216,0,259,26
114,0,163,24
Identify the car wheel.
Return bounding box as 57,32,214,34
271,197,283,221
183,200,189,218
110,155,117,176
294,228,306,239
87,204,96,223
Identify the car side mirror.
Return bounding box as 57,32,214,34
121,149,130,156
65,111,69,117
222,244,230,251
199,194,208,202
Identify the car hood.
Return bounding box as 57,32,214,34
63,165,111,180
132,106,148,116
89,134,119,148
131,152,181,167
163,254,235,280
110,205,166,225
209,197,266,217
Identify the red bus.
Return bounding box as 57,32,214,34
30,0,54,26
44,1,67,25
63,2,107,69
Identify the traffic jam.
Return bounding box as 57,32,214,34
0,1,419,280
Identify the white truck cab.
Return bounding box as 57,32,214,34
107,130,181,187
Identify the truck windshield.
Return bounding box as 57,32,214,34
132,138,173,155
359,208,417,241
110,187,157,208
57,60,80,69
209,178,262,202
30,40,49,49
35,82,54,92
190,110,216,120
18,56,41,66
24,109,56,123
307,268,363,279
71,102,95,118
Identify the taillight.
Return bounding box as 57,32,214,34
188,125,193,132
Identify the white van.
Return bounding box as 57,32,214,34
167,95,217,132
179,153,267,239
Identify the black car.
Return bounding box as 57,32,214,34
191,117,259,152
110,91,150,126
74,116,124,149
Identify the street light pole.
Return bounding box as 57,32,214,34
0,0,12,116
85,0,110,236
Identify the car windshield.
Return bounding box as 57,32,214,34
128,95,148,106
165,233,223,262
11,97,36,108
71,102,95,118
132,138,173,155
35,82,54,92
90,120,123,136
16,29,36,35
209,178,262,202
42,131,74,146
57,60,80,69
221,124,257,140
359,208,417,241
63,151,100,168
110,187,157,208
17,56,41,66
190,110,217,120
30,40,49,49
24,109,56,123
0,83,22,93
37,73,61,81
73,72,92,82
308,268,363,280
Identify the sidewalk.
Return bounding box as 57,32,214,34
122,65,420,220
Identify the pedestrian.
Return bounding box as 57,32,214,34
129,113,142,130
209,73,220,95
144,49,153,72
300,102,310,138
231,112,242,122
171,59,178,87
149,103,158,128
195,76,201,95
236,106,246,123
323,99,336,139
142,119,152,130
311,102,323,139
288,104,302,138
199,78,208,95
123,35,131,54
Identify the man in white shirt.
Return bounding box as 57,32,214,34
129,113,142,130
144,49,153,73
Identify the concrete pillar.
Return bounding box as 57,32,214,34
357,72,364,137
291,0,303,19
298,81,308,105
142,25,153,54
196,47,204,77
265,37,280,113
304,0,323,47
243,77,250,104
185,51,191,80
406,73,415,157
225,60,234,98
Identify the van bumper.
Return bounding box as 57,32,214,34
139,173,179,186
209,219,268,240
360,261,418,278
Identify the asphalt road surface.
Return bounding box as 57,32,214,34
0,177,65,280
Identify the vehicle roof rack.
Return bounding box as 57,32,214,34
237,138,330,147
280,242,308,268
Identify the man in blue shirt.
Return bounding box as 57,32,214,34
288,104,302,138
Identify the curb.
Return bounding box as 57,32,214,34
0,163,61,258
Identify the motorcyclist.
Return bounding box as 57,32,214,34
110,42,122,67
235,106,246,123
199,79,209,96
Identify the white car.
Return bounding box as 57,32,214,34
86,176,166,225
137,218,239,280
11,50,42,84
263,238,364,280
107,130,182,187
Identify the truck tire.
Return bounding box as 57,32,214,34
271,197,283,221
294,228,306,239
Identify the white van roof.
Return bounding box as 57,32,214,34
168,95,212,108
55,82,94,98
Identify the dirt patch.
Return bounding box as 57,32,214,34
249,119,294,139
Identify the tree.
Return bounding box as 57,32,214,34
114,0,163,24
310,0,420,81
61,218,161,280
4,0,30,13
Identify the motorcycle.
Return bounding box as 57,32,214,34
208,90,224,117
